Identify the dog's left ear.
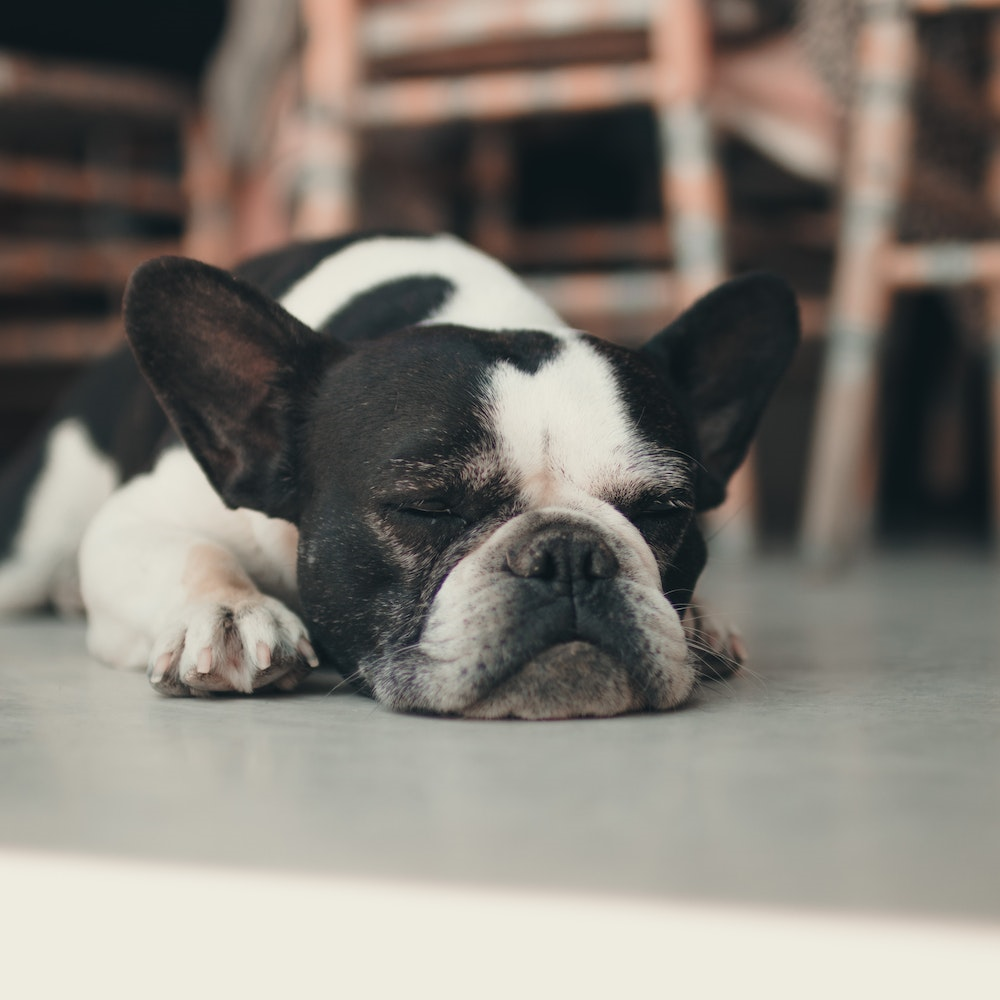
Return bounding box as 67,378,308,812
640,272,799,511
124,256,348,522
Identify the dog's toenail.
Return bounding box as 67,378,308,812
298,638,320,667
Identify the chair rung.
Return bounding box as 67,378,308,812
507,222,668,266
0,317,122,364
0,239,179,293
360,63,657,125
362,0,655,59
0,157,184,215
526,270,675,319
909,0,1000,12
0,51,190,117
884,241,1000,288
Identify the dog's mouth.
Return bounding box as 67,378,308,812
460,640,639,720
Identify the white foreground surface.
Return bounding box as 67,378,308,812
2,847,997,999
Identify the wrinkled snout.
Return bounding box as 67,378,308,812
395,507,695,719
505,524,620,596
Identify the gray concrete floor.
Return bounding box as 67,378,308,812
1,552,998,926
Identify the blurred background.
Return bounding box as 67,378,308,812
1,0,997,562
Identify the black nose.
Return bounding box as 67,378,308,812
506,526,619,595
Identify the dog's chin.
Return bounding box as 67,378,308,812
460,641,639,720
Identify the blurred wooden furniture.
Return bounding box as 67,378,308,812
801,0,1000,566
293,0,727,319
0,51,193,367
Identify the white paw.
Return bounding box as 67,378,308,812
148,595,319,696
683,603,747,681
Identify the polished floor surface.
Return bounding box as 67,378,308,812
2,550,998,931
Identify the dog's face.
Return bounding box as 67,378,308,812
124,257,798,718
295,328,706,717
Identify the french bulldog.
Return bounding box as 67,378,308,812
0,232,798,718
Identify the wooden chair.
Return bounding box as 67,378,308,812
291,0,727,315
800,0,1000,566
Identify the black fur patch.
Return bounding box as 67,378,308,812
0,348,167,559
0,429,46,560
320,276,454,343
124,256,346,521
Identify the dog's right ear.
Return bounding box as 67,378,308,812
124,255,348,522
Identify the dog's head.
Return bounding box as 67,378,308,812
124,257,798,718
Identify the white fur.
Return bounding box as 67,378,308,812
279,233,568,333
0,419,117,614
486,336,689,509
80,447,300,675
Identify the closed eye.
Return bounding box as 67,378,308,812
636,500,690,515
400,498,452,514
629,493,695,521
392,498,469,526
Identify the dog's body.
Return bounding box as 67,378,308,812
0,232,798,718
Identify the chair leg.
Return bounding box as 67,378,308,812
652,0,726,311
985,15,1000,548
986,287,1000,549
293,0,359,237
800,2,918,567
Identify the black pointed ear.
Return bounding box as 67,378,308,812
123,256,347,522
640,272,799,511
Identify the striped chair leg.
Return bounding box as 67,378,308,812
986,13,1000,546
652,0,726,310
293,0,359,237
983,289,1000,547
801,1,918,567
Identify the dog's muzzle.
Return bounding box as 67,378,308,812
400,507,694,720
461,524,632,719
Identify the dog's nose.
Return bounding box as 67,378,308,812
506,526,619,594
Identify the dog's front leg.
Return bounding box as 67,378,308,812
79,454,318,697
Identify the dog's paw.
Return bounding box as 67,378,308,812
148,596,320,696
684,604,747,682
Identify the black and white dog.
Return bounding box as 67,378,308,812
0,233,798,718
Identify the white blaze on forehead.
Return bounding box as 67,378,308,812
484,337,687,505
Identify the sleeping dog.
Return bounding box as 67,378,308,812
0,233,798,718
